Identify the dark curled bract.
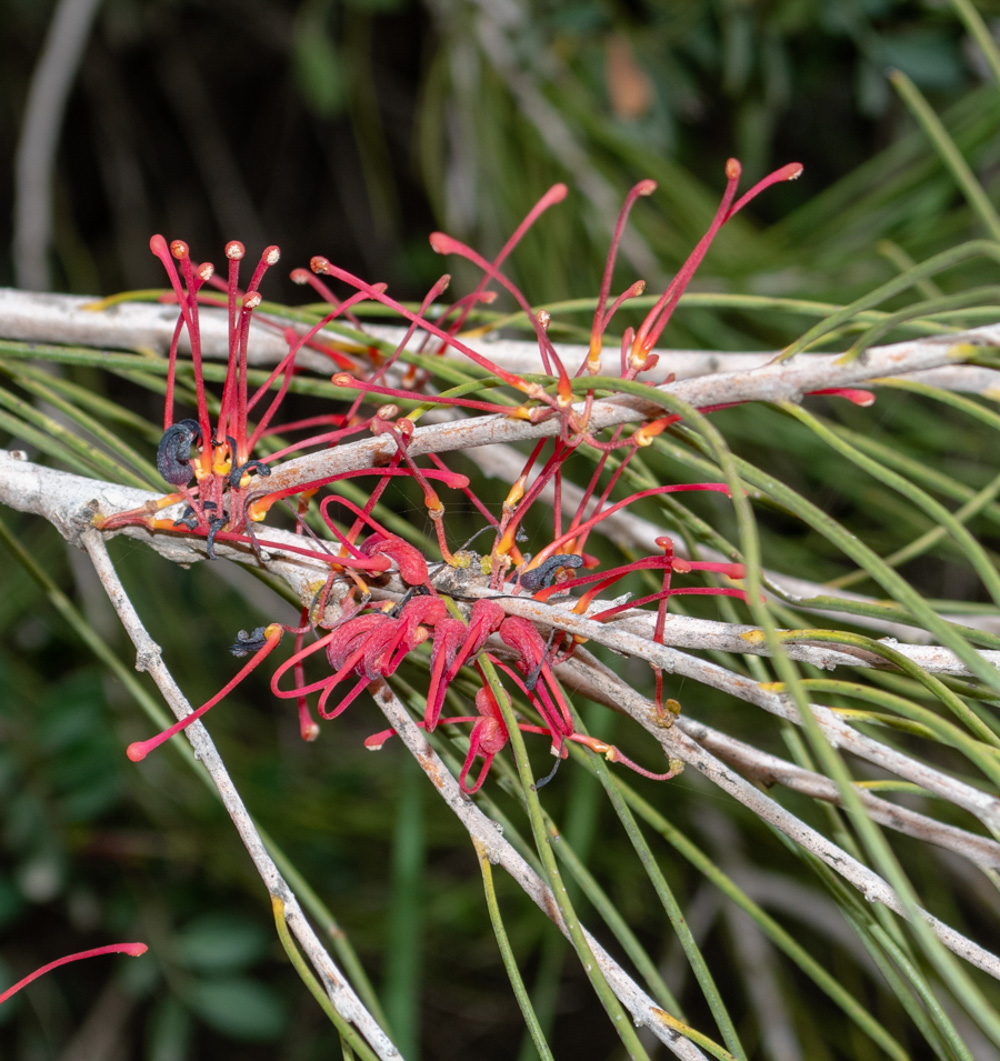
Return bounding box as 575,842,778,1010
519,553,584,591
156,419,201,485
225,435,271,487
229,460,271,488
230,626,269,657
172,507,198,530
205,517,227,560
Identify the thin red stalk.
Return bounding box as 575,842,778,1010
317,671,370,720
215,241,246,447
173,245,213,443
587,180,656,373
346,459,399,542
632,160,742,360
289,267,367,330
271,628,342,700
430,232,568,383
127,626,284,761
438,183,568,341
258,413,348,437
341,274,452,425
291,603,320,741
320,494,405,557
427,452,499,529
246,286,378,451
0,944,148,1006
530,554,745,603
568,428,632,554
491,659,569,745
258,419,371,465
311,259,532,393
495,439,576,558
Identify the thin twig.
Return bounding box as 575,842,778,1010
78,528,400,1061
562,651,1000,981
559,651,1000,873
365,677,710,1061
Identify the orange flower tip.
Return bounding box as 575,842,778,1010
397,417,414,438
428,232,455,254
636,179,657,197
725,158,742,180
302,722,321,742
536,309,551,328
290,268,310,284
264,623,284,641
377,403,400,420
263,246,281,265
247,497,274,522
243,291,262,310
332,372,359,387
671,557,692,573
480,290,498,304
170,240,190,260
225,241,245,260
197,263,214,282
654,536,673,549
310,256,332,274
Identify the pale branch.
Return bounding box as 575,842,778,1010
256,323,1000,498
492,592,1000,680
3,452,996,681
6,287,1000,406
2,288,999,392
366,678,710,1061
79,529,400,1061
526,603,1000,833
562,652,1000,982
559,651,1000,873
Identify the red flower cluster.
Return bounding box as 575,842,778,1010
111,158,873,795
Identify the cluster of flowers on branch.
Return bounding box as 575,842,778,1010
101,157,875,794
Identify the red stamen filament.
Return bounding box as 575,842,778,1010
127,625,284,761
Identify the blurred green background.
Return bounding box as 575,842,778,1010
3,1,1000,1058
